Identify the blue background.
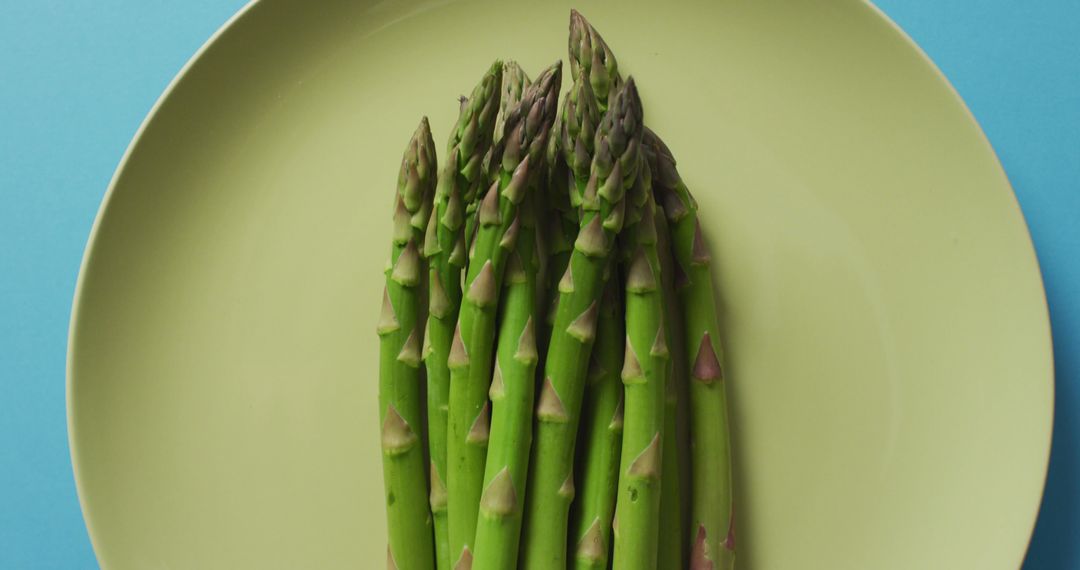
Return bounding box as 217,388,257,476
0,1,1075,567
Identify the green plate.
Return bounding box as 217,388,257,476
68,0,1053,568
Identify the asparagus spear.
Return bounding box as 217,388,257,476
611,155,668,570
655,209,686,569
521,78,643,570
446,62,562,568
646,129,735,570
571,12,708,563
379,118,438,570
424,62,503,570
471,195,540,570
569,278,624,570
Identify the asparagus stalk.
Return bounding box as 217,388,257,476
471,195,540,570
447,62,562,568
521,78,643,570
571,13,709,563
654,209,686,569
379,118,438,570
645,129,735,570
569,278,624,570
424,62,504,570
611,155,667,570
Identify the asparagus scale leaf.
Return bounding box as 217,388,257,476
521,78,643,570
424,62,503,570
379,118,438,570
446,62,562,568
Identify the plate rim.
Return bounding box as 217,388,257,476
65,0,1055,567
65,0,263,560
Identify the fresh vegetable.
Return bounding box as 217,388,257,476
646,128,736,570
377,12,737,570
568,278,624,570
655,209,687,569
379,118,438,570
446,61,562,568
571,13,734,567
611,156,667,570
520,78,643,570
471,192,540,570
424,62,504,570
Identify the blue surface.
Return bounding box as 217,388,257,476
0,1,1075,568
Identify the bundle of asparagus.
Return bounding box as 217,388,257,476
377,11,734,570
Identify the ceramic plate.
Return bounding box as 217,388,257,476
68,0,1053,568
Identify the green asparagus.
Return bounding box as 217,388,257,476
471,194,540,570
569,278,624,570
379,118,438,570
611,156,667,570
521,78,643,570
446,62,562,568
424,62,503,570
646,129,735,570
570,13,721,566
655,209,687,569
377,12,741,569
